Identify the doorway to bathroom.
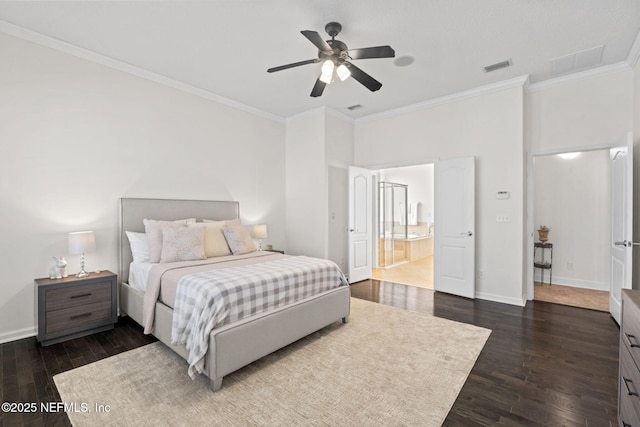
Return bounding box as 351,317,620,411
372,164,434,289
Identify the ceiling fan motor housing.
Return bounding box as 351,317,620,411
323,39,349,61
325,22,342,38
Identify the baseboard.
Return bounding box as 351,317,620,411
534,274,607,291
475,291,526,307
0,326,36,344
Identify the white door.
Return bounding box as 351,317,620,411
610,132,633,324
348,166,373,283
434,157,475,298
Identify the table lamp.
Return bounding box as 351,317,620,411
68,231,96,278
252,224,268,251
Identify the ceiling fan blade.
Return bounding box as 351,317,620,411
310,78,327,97
267,58,319,73
348,45,396,60
301,30,332,52
347,63,383,92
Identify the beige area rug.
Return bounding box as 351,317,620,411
54,298,490,426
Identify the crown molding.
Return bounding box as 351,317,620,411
627,28,640,69
526,62,631,92
325,106,355,123
0,20,285,123
356,75,529,123
284,106,327,123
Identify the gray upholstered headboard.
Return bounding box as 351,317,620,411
119,198,240,283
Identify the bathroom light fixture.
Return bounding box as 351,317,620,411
252,224,268,251
557,152,581,160
68,231,96,278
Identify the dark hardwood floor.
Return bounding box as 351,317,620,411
1,279,619,426
0,317,156,426
351,280,620,426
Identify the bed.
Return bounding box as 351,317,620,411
118,198,351,391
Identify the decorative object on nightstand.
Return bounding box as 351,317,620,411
68,231,96,278
252,224,268,251
35,270,117,346
51,256,68,279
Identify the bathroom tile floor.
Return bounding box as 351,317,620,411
371,256,433,289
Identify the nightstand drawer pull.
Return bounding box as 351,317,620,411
623,377,639,396
70,293,93,299
626,333,640,348
70,312,92,320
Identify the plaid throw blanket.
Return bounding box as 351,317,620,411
171,256,348,377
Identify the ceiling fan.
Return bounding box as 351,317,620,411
267,22,395,97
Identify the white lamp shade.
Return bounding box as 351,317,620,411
252,224,268,239
68,231,96,254
336,64,351,81
319,60,334,84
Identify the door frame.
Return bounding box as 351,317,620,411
525,139,631,301
355,158,439,280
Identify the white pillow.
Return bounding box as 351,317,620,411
190,221,231,257
160,225,206,263
143,218,195,263
223,224,257,255
125,231,150,263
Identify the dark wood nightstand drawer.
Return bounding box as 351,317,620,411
624,296,640,369
621,290,640,426
45,281,112,312
46,300,113,336
36,271,117,346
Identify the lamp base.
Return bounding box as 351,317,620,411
76,254,89,277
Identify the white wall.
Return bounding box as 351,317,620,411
285,110,326,258
326,111,354,272
634,57,640,289
527,71,634,153
355,86,525,305
533,151,610,290
285,108,354,268
0,34,286,342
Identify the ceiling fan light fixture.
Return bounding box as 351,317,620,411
320,60,335,83
336,64,351,81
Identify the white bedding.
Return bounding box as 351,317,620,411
128,262,154,292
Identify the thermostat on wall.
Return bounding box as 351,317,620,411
496,191,510,200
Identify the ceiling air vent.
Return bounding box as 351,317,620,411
483,59,512,73
347,104,364,111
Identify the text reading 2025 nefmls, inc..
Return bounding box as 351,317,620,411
2,401,111,414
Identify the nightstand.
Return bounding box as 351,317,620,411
35,270,117,346
265,249,284,254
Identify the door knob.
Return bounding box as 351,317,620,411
460,231,473,237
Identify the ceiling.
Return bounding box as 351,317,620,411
1,1,640,120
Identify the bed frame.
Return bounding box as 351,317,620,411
118,198,351,391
